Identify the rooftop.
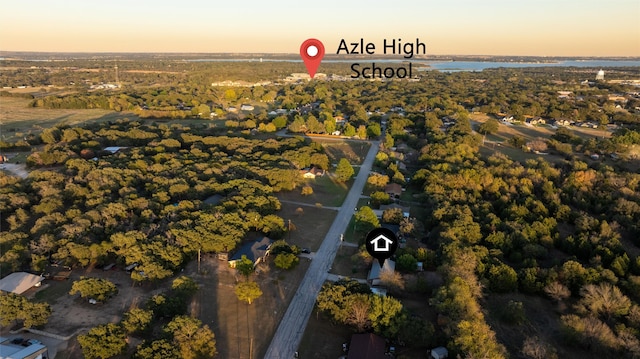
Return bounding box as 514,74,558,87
0,272,44,295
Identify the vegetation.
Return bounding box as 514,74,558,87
69,277,118,302
335,158,355,182
274,252,299,270
235,281,263,304
0,293,51,328
78,323,127,359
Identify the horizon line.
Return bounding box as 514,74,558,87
1,50,639,59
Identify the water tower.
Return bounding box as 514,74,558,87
596,69,605,81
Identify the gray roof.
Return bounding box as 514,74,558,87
229,237,272,263
367,259,395,282
0,272,43,295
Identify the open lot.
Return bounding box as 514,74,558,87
0,97,130,141
318,140,371,165
277,174,349,208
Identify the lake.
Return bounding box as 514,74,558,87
420,60,640,72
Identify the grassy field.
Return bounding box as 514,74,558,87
277,175,350,208
0,97,132,141
319,140,371,165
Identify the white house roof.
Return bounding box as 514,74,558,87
104,146,126,154
0,272,44,295
0,337,47,359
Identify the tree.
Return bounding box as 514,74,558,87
370,191,391,206
274,252,299,270
235,281,263,304
235,255,254,278
367,173,389,189
400,217,417,237
367,123,381,138
346,293,371,332
69,277,118,302
526,139,548,152
379,268,405,293
165,316,217,359
382,208,403,224
487,263,518,293
521,336,557,359
301,185,313,196
122,308,153,335
478,118,500,135
335,158,355,182
78,323,127,359
355,206,380,231
324,119,336,134
384,133,394,149
134,340,180,359
577,283,631,320
396,253,417,273
172,276,199,297
0,293,51,328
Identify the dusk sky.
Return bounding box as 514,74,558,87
1,0,639,56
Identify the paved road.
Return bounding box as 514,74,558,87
263,141,379,359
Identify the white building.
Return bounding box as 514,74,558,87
0,337,48,359
596,69,605,81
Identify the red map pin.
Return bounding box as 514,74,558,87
300,38,325,79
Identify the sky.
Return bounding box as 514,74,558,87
1,0,639,56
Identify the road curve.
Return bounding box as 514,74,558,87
263,141,379,359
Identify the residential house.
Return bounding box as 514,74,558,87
346,333,387,359
367,259,395,286
300,167,325,179
0,337,48,359
228,237,273,268
384,183,403,198
240,104,255,111
0,272,44,295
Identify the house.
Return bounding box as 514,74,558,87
346,333,386,359
367,259,395,286
103,146,126,154
0,272,44,295
228,237,273,268
240,104,255,111
0,337,48,359
430,346,449,359
203,194,223,206
300,167,325,179
525,117,545,125
384,183,403,198
396,143,410,153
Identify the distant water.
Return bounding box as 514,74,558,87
421,60,640,72
185,58,640,71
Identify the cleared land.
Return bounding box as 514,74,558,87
0,97,129,141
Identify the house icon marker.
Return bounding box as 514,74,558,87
370,234,394,252
365,227,398,265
